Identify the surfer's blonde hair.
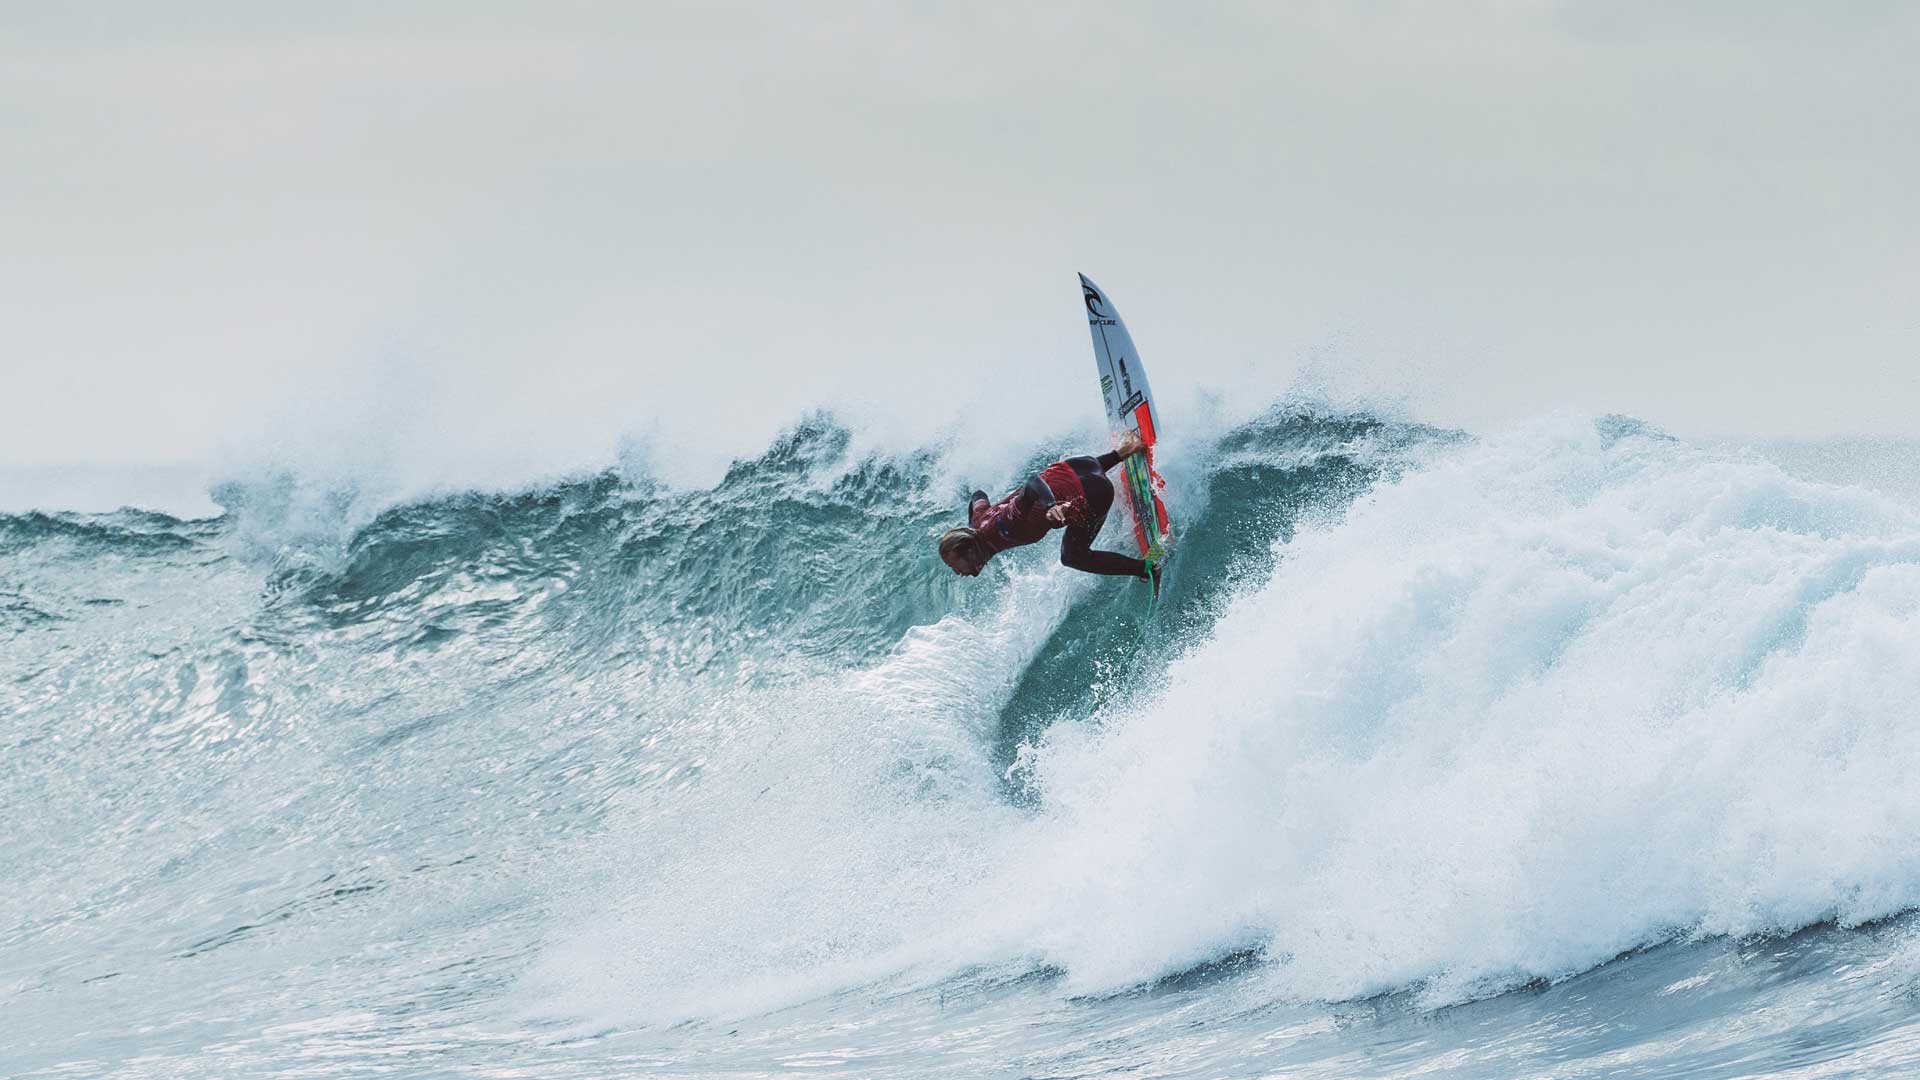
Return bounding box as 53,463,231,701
938,528,976,564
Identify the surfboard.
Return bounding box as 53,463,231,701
1079,273,1172,586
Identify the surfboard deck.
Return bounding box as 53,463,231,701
1079,273,1172,591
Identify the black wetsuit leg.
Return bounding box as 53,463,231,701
1059,458,1148,579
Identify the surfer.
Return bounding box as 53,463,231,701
938,431,1157,584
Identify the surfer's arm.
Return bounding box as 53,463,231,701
1017,473,1093,527
1101,431,1146,470
1017,474,1057,516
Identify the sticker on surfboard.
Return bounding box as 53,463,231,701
1079,273,1172,585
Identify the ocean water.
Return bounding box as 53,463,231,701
7,407,1920,1078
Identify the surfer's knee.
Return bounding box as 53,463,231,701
1059,539,1091,571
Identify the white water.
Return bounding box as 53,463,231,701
1009,416,1920,1003
535,416,1920,1036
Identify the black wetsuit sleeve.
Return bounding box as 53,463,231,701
966,489,989,525
1095,450,1124,472
1017,473,1056,513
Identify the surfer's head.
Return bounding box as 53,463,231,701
938,528,986,576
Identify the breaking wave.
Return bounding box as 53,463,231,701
9,405,1920,1078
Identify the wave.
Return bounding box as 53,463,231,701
0,507,210,554
12,402,1920,1060
530,410,1920,1027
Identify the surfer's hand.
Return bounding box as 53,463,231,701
1115,431,1146,459
1046,504,1069,526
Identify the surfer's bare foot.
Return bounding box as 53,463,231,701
1115,431,1146,459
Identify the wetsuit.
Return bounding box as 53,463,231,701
966,451,1146,578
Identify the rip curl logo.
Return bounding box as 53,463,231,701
1083,284,1116,325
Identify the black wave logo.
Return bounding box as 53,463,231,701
1083,283,1109,318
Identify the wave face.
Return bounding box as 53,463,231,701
8,408,1920,1079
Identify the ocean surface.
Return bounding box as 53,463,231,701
7,407,1920,1078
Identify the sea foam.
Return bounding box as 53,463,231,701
1005,415,1920,1002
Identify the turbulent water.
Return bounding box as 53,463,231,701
8,407,1920,1078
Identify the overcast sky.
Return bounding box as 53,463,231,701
4,2,1916,499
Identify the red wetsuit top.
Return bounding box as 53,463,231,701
968,460,1093,559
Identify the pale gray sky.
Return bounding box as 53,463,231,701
4,2,1916,498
